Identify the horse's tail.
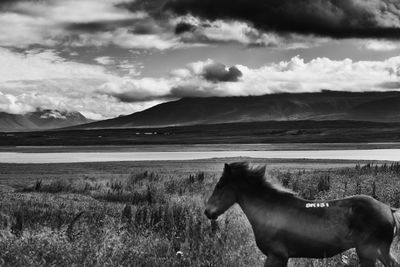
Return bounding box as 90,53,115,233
392,208,400,237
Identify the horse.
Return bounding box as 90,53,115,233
204,162,400,267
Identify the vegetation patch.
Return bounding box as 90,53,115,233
0,161,399,266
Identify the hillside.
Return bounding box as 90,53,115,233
76,91,400,129
0,109,92,132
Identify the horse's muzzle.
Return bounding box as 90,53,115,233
204,209,218,220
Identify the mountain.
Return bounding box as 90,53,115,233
74,91,400,129
0,109,92,132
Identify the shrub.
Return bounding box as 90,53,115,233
317,175,331,193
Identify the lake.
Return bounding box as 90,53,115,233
0,149,399,163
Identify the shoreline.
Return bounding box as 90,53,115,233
1,142,400,153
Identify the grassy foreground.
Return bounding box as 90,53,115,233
0,159,399,266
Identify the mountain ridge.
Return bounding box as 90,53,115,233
0,109,93,132
74,91,400,129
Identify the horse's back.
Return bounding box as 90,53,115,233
345,195,393,219
342,195,395,242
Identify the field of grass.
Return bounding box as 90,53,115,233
0,159,399,266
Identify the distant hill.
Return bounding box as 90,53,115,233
0,109,92,132
74,91,400,130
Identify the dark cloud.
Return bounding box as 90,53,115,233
174,22,196,34
67,22,110,32
113,87,215,102
115,0,167,15
110,92,164,103
379,81,400,89
66,19,155,33
202,62,242,82
130,21,161,35
0,0,45,10
0,0,17,7
0,0,31,7
164,0,400,39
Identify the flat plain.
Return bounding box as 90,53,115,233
2,120,400,146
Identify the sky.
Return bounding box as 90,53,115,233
1,0,400,119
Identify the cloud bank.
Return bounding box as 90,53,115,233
3,0,400,52
165,0,400,39
3,0,390,51
0,47,163,119
1,48,400,119
167,56,400,98
0,0,180,50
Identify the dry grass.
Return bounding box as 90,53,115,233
0,160,399,266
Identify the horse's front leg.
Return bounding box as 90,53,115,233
264,255,288,267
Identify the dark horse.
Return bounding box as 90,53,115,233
205,162,400,267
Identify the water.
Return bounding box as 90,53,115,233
0,149,399,163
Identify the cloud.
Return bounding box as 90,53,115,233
202,62,242,82
0,48,108,82
360,40,400,51
170,59,243,83
173,16,275,46
0,47,164,119
175,22,196,34
0,0,331,50
98,77,172,103
0,0,180,50
167,56,400,98
69,28,180,50
94,56,116,65
379,81,400,89
0,0,335,51
0,92,34,114
2,46,400,119
171,15,321,48
165,0,400,39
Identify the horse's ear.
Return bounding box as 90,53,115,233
224,163,232,175
260,165,266,176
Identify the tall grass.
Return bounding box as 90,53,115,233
0,163,399,266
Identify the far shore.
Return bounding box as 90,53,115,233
1,142,400,153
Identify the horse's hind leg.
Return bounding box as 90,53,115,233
359,258,376,267
379,253,400,267
264,255,288,267
378,245,400,267
357,245,378,267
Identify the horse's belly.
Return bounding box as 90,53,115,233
287,239,350,258
285,228,353,258
255,227,353,259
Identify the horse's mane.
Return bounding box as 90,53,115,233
229,162,295,196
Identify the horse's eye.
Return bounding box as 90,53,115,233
216,183,223,189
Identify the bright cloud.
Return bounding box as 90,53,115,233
70,29,180,50
360,40,400,51
169,56,400,97
95,56,116,65
173,15,327,49
0,47,163,118
0,0,178,50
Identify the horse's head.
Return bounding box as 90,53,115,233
205,163,238,220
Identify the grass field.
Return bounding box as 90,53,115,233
0,159,399,266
